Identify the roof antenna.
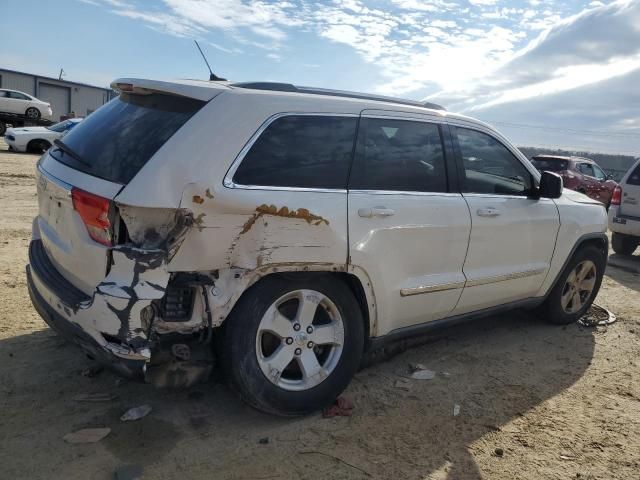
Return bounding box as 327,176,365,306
194,40,226,81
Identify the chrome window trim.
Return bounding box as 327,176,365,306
400,280,465,297
350,189,461,197
462,192,535,200
223,112,359,192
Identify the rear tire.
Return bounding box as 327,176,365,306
539,245,605,325
25,107,41,120
611,232,638,256
221,274,364,416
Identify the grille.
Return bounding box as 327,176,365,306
160,287,194,321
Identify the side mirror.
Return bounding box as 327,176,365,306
607,174,614,180
538,171,563,199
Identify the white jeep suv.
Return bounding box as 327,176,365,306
609,158,640,256
26,78,608,415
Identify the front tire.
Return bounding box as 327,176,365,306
25,107,41,119
611,232,638,256
221,274,364,416
539,245,605,325
27,139,51,154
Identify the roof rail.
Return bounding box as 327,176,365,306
230,82,446,111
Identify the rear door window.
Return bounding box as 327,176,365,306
578,163,595,177
531,158,568,171
349,117,448,193
49,93,205,184
233,115,357,189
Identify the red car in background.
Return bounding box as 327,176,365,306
531,155,618,207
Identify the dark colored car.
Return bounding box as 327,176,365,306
531,155,618,207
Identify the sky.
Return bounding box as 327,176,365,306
1,0,638,155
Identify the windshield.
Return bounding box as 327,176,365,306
47,120,74,133
49,93,205,184
531,158,569,172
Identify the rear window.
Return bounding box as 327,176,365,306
50,93,205,184
233,115,357,189
531,158,569,172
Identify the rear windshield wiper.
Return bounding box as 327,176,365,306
53,139,91,166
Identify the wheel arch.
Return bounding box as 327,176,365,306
203,264,377,345
542,232,608,300
27,138,51,152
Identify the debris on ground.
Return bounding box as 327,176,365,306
579,304,616,327
453,404,461,417
114,464,144,480
258,437,270,444
394,378,412,391
81,365,104,378
405,363,436,380
63,427,111,444
120,404,152,422
322,396,354,418
73,392,117,402
494,447,504,457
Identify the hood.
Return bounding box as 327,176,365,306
10,126,49,134
562,188,604,206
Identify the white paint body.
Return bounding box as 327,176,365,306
0,88,53,119
28,77,608,367
5,119,81,152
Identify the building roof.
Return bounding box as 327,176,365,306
0,67,112,92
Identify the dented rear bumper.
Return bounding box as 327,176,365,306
26,238,170,378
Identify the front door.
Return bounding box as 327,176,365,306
449,125,560,314
348,114,471,335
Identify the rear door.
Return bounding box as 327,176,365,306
620,161,640,217
449,125,559,314
348,113,471,335
6,91,29,114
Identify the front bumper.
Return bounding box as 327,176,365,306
26,238,171,378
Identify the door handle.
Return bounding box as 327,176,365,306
477,207,500,217
358,206,396,218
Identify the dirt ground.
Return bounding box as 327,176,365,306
1,143,639,480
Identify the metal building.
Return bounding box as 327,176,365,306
0,68,115,122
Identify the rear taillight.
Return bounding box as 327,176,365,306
71,187,113,246
611,185,622,206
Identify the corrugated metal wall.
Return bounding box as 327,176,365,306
0,69,114,120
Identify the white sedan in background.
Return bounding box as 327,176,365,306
0,89,53,120
5,118,82,153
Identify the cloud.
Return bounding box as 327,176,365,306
431,0,640,112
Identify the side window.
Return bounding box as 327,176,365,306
627,163,640,186
8,92,29,100
592,165,606,181
0,91,7,98
349,118,448,193
579,163,595,177
233,115,357,189
454,127,532,195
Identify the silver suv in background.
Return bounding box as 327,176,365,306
609,158,640,255
27,78,608,415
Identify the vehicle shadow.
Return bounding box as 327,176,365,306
0,308,596,479
606,263,640,292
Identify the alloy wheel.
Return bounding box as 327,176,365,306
255,289,345,391
561,260,597,314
